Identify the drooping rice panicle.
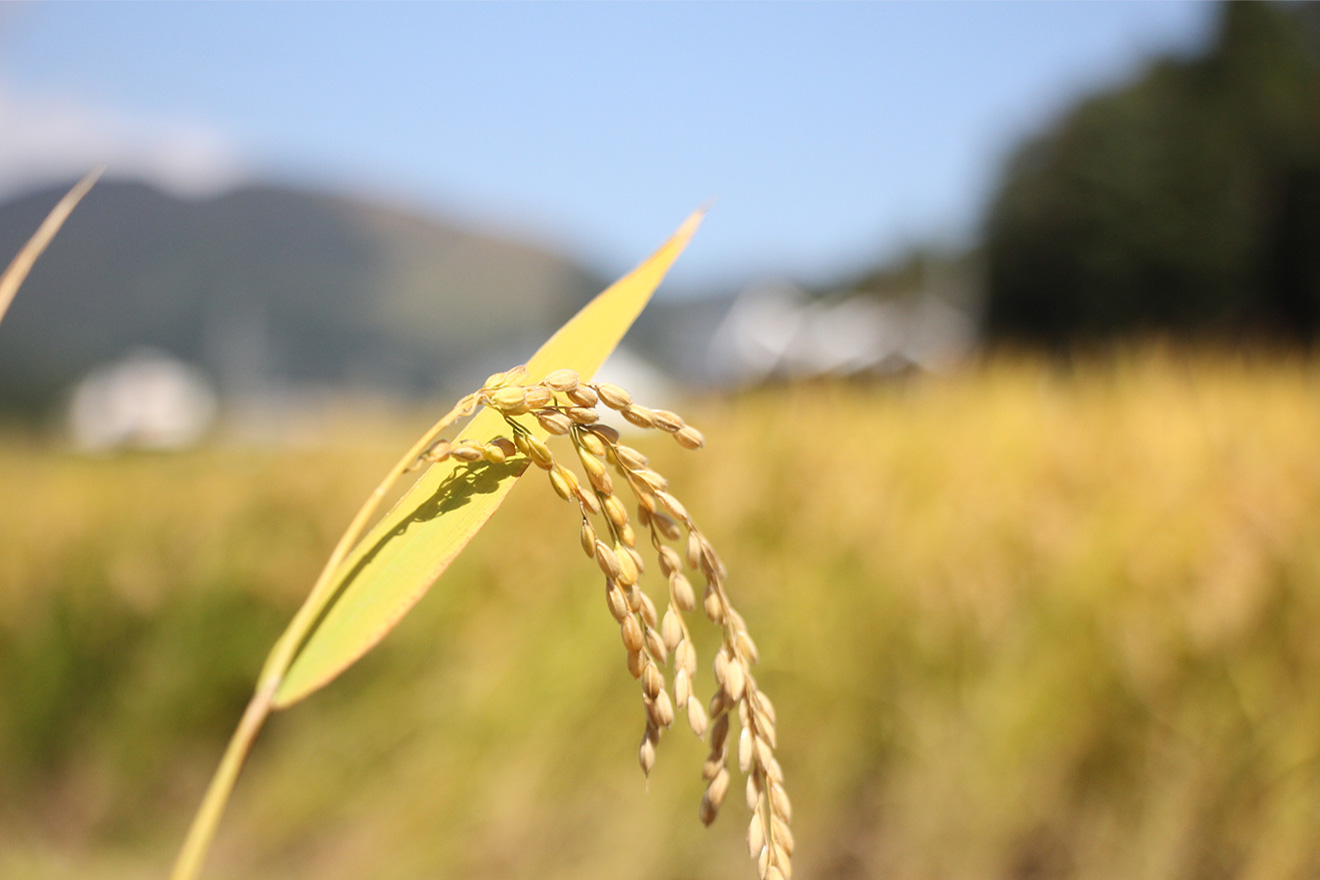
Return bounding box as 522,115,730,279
419,367,791,880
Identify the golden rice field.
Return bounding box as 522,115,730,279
2,350,1320,880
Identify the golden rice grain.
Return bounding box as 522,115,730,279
724,660,746,702
639,727,657,776
675,639,697,676
565,406,598,425
631,469,669,493
576,486,602,516
594,382,632,409
566,385,598,407
577,448,608,480
536,409,574,435
707,766,730,808
615,544,638,586
686,532,704,569
674,425,705,449
772,818,794,854
594,542,622,579
523,384,555,409
651,408,685,432
713,649,730,685
670,573,696,612
661,608,683,651
626,649,645,679
616,521,637,549
451,443,484,463
577,429,607,457
544,368,580,392
523,435,554,469
621,615,644,653
642,662,664,699
621,405,656,428
605,582,630,623
769,783,791,823
737,631,760,665
548,465,578,501
603,495,629,530
656,545,682,576
637,591,658,628
704,586,726,624
483,437,517,463
489,385,527,411
587,467,614,496
648,691,675,728
687,696,708,737
643,627,667,665
420,438,451,463
613,445,649,470
674,668,692,707
652,512,683,541
748,816,765,859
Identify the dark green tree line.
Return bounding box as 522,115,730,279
983,2,1320,345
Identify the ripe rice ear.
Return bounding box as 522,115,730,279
170,212,704,880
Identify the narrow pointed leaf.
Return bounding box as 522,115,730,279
273,210,703,707
0,167,102,328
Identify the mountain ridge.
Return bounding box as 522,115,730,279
0,179,608,413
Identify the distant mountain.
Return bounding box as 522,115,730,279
0,180,606,413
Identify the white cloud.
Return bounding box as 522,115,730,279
0,83,251,199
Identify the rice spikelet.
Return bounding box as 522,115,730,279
410,371,791,880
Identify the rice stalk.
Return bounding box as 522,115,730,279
0,166,102,329
170,212,703,880
445,368,793,880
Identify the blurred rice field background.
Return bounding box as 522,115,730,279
2,350,1320,880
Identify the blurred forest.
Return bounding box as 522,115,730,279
983,2,1320,345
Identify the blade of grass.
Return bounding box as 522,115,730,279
273,208,704,706
170,209,703,880
0,167,103,328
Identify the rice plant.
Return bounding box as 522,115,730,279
170,210,789,880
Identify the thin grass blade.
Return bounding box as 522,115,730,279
273,209,703,707
0,167,102,328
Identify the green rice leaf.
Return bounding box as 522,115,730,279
272,210,703,707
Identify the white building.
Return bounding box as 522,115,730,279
67,348,217,451
707,281,975,385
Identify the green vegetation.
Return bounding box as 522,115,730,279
3,351,1319,880
985,2,1320,344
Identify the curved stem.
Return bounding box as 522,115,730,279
171,393,480,880
169,679,276,880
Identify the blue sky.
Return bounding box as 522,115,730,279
0,2,1217,293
